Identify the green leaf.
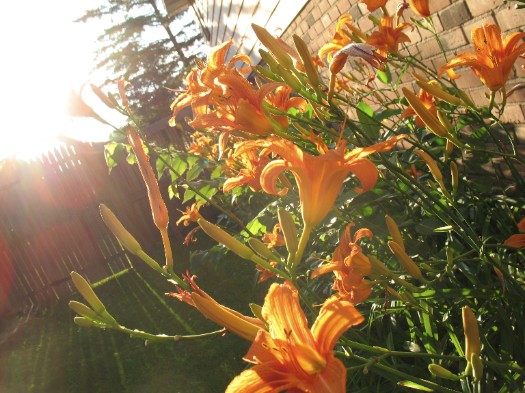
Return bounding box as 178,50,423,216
377,65,392,84
195,184,218,203
397,381,433,391
186,162,203,181
182,189,196,204
356,102,380,138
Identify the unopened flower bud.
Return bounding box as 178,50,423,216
252,24,294,70
74,316,102,328
388,241,424,281
385,215,405,252
416,80,463,106
292,34,320,88
68,300,102,320
100,204,142,255
248,238,279,261
70,272,107,314
277,208,299,256
462,306,481,362
198,218,255,260
471,353,484,382
403,87,449,138
428,364,461,380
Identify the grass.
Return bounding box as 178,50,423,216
0,242,267,393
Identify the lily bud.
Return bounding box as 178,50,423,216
416,80,463,106
90,83,117,109
127,126,169,232
252,24,294,70
70,272,107,314
403,87,449,138
385,215,405,252
369,255,392,276
292,34,320,88
471,353,484,382
388,241,424,281
450,161,459,197
198,218,255,260
191,292,261,341
462,306,481,362
68,300,102,320
414,150,451,198
100,204,142,255
74,316,102,328
277,208,299,256
428,364,461,380
248,238,279,261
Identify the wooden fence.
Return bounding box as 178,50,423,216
0,119,190,315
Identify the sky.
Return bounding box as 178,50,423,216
0,1,126,161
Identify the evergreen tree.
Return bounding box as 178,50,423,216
76,0,204,125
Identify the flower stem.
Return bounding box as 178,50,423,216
294,224,312,266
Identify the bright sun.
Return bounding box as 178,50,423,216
0,1,121,161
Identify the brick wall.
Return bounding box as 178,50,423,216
281,0,525,127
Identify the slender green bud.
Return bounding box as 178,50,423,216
198,218,255,260
249,303,265,324
450,161,459,197
462,306,481,361
416,80,463,106
457,89,476,108
90,83,117,109
70,272,106,314
388,241,424,281
252,24,294,70
277,208,299,256
385,215,405,252
68,300,102,320
292,34,320,88
248,238,278,261
100,204,142,255
428,364,461,380
74,317,101,328
369,255,392,276
471,353,484,382
259,49,280,74
275,64,304,91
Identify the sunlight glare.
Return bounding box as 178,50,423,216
1,1,119,161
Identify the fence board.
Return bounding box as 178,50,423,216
0,135,184,316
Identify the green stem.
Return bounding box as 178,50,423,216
116,324,226,343
294,224,312,266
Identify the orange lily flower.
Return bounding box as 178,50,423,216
409,0,430,17
169,40,251,126
400,87,437,127
367,15,412,56
318,14,366,63
439,23,525,92
504,218,525,248
223,144,272,192
360,0,387,12
226,281,364,393
176,202,203,227
312,224,373,303
262,224,286,249
237,135,406,227
168,274,264,341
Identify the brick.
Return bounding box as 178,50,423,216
321,14,332,29
319,1,331,14
429,0,451,14
500,104,525,124
468,86,491,107
495,5,524,31
454,68,484,90
347,5,363,20
417,37,442,59
507,83,525,104
439,2,471,30
357,15,375,33
441,28,468,51
312,6,322,21
465,0,504,17
328,6,341,22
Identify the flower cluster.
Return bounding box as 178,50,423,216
69,0,525,391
